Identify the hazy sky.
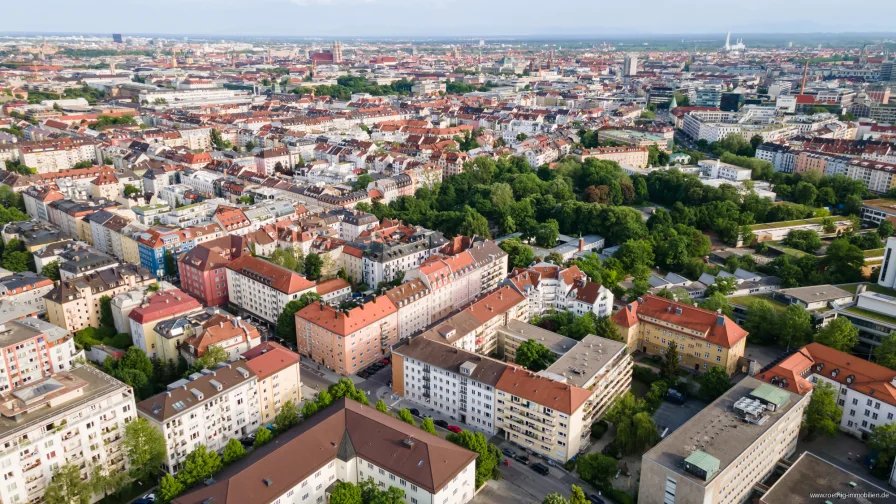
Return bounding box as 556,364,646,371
2,0,894,37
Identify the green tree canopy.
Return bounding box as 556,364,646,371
44,464,92,504
398,408,417,426
158,473,185,503
123,417,167,481
814,317,859,352
515,339,556,372
421,417,437,435
698,366,732,401
661,340,680,379
803,381,842,438
304,252,323,280
178,445,223,487
446,430,500,488
874,332,896,370
274,400,301,433
254,427,273,448
222,437,247,465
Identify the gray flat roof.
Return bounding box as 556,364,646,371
0,366,129,441
777,285,854,304
643,376,806,486
761,452,896,504
497,320,578,356
544,334,627,388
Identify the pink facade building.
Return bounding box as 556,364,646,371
178,235,250,306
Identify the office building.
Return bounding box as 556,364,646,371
0,366,136,504
760,452,894,504
171,398,478,504
612,295,748,376
639,378,809,504
137,361,260,474
623,54,638,77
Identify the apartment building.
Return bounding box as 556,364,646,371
0,272,55,323
225,255,317,324
756,143,796,173
242,342,302,425
254,146,293,176
384,279,433,340
44,265,156,332
136,361,260,474
757,342,896,438
845,158,896,194
505,263,614,318
178,234,251,306
178,311,262,364
128,288,203,359
296,296,399,375
16,138,99,174
612,295,748,376
572,146,649,168
393,337,507,434
639,378,809,504
420,285,529,355
171,398,478,504
0,317,78,393
0,366,136,504
137,222,226,277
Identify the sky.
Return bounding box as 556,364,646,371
1,0,895,38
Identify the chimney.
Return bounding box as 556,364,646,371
578,236,584,252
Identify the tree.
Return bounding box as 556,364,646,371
575,453,617,488
698,292,733,317
661,340,680,379
783,229,822,253
543,494,570,504
398,408,417,426
90,465,129,499
874,332,896,370
304,253,323,280
359,478,405,504
421,417,437,435
516,133,528,142
222,438,247,465
375,398,389,414
178,445,223,487
593,315,623,342
254,427,273,448
698,366,732,401
274,400,301,432
515,339,556,371
99,295,114,328
187,344,228,376
802,381,842,439
743,300,781,346
705,276,737,296
823,238,865,284
534,219,560,248
245,140,256,151
330,481,363,504
446,430,500,488
41,260,61,281
353,173,373,191
814,317,859,352
124,184,141,197
105,347,154,396
158,473,185,503
868,423,896,479
44,464,92,504
779,304,813,351
123,417,166,481
879,219,895,239
277,299,304,345
499,238,535,269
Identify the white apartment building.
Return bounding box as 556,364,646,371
170,399,478,504
505,263,614,318
758,342,896,438
639,378,808,504
385,279,434,341
845,158,896,194
393,337,506,434
181,170,224,196
225,255,317,324
136,361,261,474
17,138,99,174
0,366,136,504
0,318,79,393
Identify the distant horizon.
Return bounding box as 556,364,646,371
3,0,894,40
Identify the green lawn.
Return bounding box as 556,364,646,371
837,283,896,297
729,295,788,311
766,241,811,258
750,216,841,231
844,306,896,326
864,248,885,258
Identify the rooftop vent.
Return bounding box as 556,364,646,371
264,478,272,487
403,438,415,448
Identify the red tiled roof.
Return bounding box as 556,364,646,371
226,255,316,294
242,341,301,380
128,289,202,324
296,296,396,336
611,295,748,348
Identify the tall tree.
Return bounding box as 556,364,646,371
274,400,301,432
868,423,896,479
41,261,61,281
698,366,732,401
123,417,167,481
743,300,781,346
814,317,859,352
222,438,247,464
874,332,896,370
304,253,324,280
575,453,617,488
330,481,363,504
878,219,895,239
514,339,556,371
178,445,223,487
99,295,114,328
661,340,680,379
803,381,842,438
398,408,416,426
779,304,813,351
158,473,185,503
446,430,501,488
277,299,305,345
254,427,273,448
44,464,92,504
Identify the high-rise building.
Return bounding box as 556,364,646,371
623,53,638,77
333,40,343,64
881,60,894,82
112,33,123,43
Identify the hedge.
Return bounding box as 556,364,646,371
633,365,661,384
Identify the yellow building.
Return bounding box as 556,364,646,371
243,342,302,424
119,230,142,265
612,294,749,376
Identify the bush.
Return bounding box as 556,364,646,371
590,420,608,440
74,326,117,350
600,485,634,504
564,458,577,471
633,365,661,384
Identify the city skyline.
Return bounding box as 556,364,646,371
2,0,895,38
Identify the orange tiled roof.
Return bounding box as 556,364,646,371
611,295,748,349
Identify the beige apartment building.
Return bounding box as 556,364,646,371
639,378,809,504
612,295,748,376
572,146,649,167
44,265,156,332
296,296,399,375
242,342,302,425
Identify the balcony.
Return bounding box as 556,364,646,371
506,409,556,433
23,459,41,473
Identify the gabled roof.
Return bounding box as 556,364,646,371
495,366,592,415
611,295,748,348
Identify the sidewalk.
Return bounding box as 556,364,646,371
299,355,365,385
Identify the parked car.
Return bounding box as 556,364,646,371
446,425,463,433
531,463,550,476
409,408,421,417
501,448,516,458
240,434,256,446
134,500,154,504
665,388,687,404
379,358,390,365
514,454,530,465
435,419,450,429
588,494,606,504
